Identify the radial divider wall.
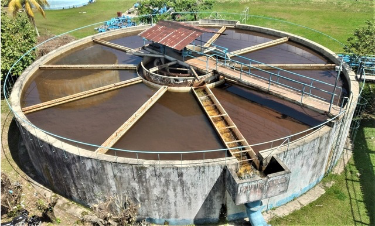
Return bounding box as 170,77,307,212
96,86,168,154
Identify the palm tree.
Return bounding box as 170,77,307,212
8,0,49,36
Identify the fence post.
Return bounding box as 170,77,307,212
206,56,209,70
216,56,218,70
301,85,305,103
268,73,273,91
309,81,313,96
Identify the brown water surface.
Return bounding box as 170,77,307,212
22,70,138,107
26,83,157,150
214,29,275,52
234,42,329,64
110,92,226,160
106,32,150,48
48,43,142,65
212,83,328,152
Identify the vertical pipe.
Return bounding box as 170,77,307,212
277,70,280,83
206,56,209,70
200,35,203,52
301,85,305,103
329,59,343,113
224,49,227,67
268,73,273,91
309,81,313,96
245,201,270,226
216,56,218,70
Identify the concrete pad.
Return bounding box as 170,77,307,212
297,184,326,206
333,147,352,175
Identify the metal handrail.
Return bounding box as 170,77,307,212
200,41,343,92
187,49,342,105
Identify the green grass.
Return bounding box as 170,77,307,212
270,118,375,225
211,0,374,52
34,0,137,38
1,99,10,114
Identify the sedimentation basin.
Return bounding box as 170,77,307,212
9,19,359,225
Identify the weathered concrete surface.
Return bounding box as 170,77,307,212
17,126,237,224
263,140,351,222
226,156,290,205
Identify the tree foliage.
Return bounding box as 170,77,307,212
7,0,49,36
1,10,36,83
137,0,214,22
344,20,375,56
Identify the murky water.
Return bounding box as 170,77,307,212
26,83,157,150
233,42,329,64
109,92,226,160
214,29,275,52
211,83,324,152
22,69,138,107
48,43,142,65
106,31,150,49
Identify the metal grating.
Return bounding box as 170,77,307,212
139,21,214,51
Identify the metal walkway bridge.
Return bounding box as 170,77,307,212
185,42,343,116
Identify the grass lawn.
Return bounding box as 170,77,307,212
211,0,374,52
34,0,137,38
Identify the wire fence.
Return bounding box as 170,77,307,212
3,11,359,165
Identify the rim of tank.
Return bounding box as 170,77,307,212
5,12,360,166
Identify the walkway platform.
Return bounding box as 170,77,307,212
193,86,260,170
227,37,289,57
39,64,137,70
232,63,336,70
357,75,375,82
203,26,226,47
96,86,168,154
186,57,340,115
93,39,134,52
22,77,142,114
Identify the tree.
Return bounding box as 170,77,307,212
1,9,36,96
344,20,375,57
7,0,49,36
136,0,214,22
171,0,214,21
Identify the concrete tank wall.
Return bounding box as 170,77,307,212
17,127,235,224
10,22,359,224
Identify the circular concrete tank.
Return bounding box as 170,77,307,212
9,20,359,224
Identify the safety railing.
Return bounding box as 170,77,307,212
186,41,344,110
141,61,196,86
3,11,354,166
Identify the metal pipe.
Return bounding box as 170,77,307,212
245,201,270,226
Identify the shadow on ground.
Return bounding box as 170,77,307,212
348,119,375,225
